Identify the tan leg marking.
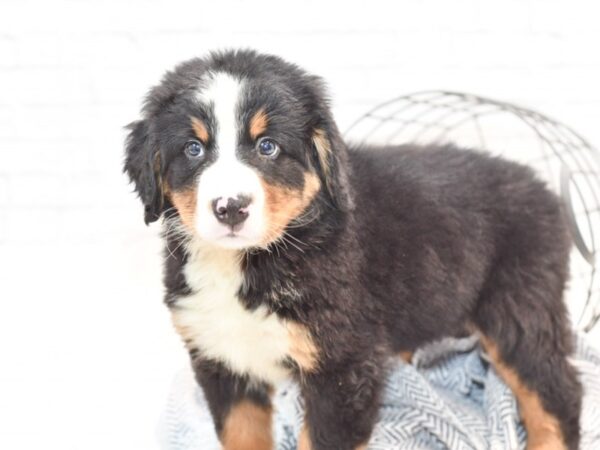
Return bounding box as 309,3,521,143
261,171,321,245
221,400,273,450
169,188,197,232
297,423,311,450
480,335,566,450
399,351,413,364
191,116,209,143
287,322,319,372
249,108,269,139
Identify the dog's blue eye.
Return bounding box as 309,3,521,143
257,138,279,157
184,140,204,158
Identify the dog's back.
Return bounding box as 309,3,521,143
349,143,579,449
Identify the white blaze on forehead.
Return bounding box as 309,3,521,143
197,72,242,161
194,71,267,248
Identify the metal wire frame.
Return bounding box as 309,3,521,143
344,91,600,332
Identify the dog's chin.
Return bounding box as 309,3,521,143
210,235,262,250
196,228,266,251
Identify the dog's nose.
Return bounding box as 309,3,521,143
212,195,251,227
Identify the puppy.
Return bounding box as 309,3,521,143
124,50,581,450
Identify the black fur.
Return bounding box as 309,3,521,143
124,50,582,450
193,357,273,437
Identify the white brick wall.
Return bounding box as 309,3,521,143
1,1,599,449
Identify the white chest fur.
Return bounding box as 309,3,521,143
171,243,293,384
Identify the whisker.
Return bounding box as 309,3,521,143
162,216,193,259
162,206,178,216
280,233,305,254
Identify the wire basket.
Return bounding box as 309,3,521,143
345,91,600,332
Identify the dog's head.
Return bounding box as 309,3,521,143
124,50,349,250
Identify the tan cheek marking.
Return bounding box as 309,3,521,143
170,189,197,232
302,171,322,200
287,322,319,372
249,108,268,140
399,351,413,364
479,335,566,450
261,172,321,244
221,400,273,450
191,117,209,143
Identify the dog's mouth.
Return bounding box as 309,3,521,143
223,229,246,239
206,224,266,249
223,222,245,237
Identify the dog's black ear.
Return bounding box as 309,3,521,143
311,118,353,212
123,120,165,224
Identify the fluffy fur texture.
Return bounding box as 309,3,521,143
124,49,582,450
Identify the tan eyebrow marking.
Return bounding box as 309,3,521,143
249,108,269,139
190,117,209,143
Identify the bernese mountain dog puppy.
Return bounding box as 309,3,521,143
124,50,582,450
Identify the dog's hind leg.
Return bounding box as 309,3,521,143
473,251,581,450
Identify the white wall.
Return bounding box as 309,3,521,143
1,1,599,449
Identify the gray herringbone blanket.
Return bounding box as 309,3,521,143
158,335,600,449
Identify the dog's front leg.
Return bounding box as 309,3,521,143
298,358,384,450
192,357,274,450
